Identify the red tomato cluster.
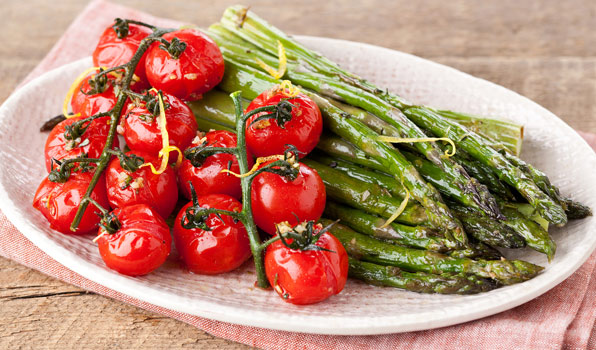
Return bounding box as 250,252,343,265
244,88,347,304
34,23,224,277
33,20,348,306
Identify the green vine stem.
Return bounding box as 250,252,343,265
69,21,175,231
181,91,300,289
56,18,297,288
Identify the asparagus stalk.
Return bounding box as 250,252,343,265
504,154,565,207
311,144,549,255
301,159,430,227
454,152,517,201
321,219,543,285
333,100,524,157
189,90,518,205
448,244,502,261
191,89,523,159
348,257,498,294
218,57,468,246
190,94,588,226
210,23,502,220
307,158,500,259
433,109,523,156
188,92,513,257
449,205,526,249
403,150,555,256
309,152,407,198
217,6,568,226
498,203,556,260
195,116,235,133
563,198,593,220
316,134,386,171
191,88,247,126
403,107,567,226
323,201,451,252
312,135,516,249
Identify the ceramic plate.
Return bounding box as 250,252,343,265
0,37,595,335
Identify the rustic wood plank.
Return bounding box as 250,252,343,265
434,57,596,134
0,0,594,348
114,0,596,58
0,257,251,350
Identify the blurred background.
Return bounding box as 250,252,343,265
1,0,594,133
0,0,594,348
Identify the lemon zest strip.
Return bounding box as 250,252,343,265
63,66,103,118
139,92,183,174
221,155,284,178
378,136,457,157
381,183,410,228
276,80,301,98
255,40,287,80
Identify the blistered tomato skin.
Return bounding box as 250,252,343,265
106,151,178,218
32,171,110,235
96,204,171,276
178,130,252,200
173,194,251,275
70,73,119,118
145,29,225,101
93,23,153,89
44,115,119,172
251,162,326,235
264,229,349,305
245,91,323,157
121,91,197,157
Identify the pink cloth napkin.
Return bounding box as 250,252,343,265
4,1,596,348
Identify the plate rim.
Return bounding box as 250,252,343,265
0,36,595,335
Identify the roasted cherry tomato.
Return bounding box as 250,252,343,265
93,22,153,89
251,161,326,235
120,90,197,157
245,89,322,157
44,115,119,172
70,71,119,118
96,204,171,276
173,194,251,275
106,151,178,219
178,130,252,200
265,221,349,305
32,171,110,235
145,29,224,101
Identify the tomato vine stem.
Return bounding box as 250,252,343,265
69,24,175,232
64,18,293,288
181,92,299,288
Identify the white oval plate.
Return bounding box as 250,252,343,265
0,37,595,336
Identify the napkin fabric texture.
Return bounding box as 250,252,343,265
4,1,596,349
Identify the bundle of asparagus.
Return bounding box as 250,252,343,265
187,6,591,294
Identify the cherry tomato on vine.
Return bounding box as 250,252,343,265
251,161,326,235
245,89,322,157
32,171,110,235
93,22,153,90
173,194,251,275
178,130,252,200
70,71,119,118
120,90,197,157
106,151,178,219
145,29,224,101
44,115,119,172
96,204,171,276
264,221,349,305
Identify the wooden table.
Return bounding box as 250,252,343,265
1,0,594,348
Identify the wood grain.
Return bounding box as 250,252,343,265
0,0,594,348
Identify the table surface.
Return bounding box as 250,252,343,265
1,0,594,348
